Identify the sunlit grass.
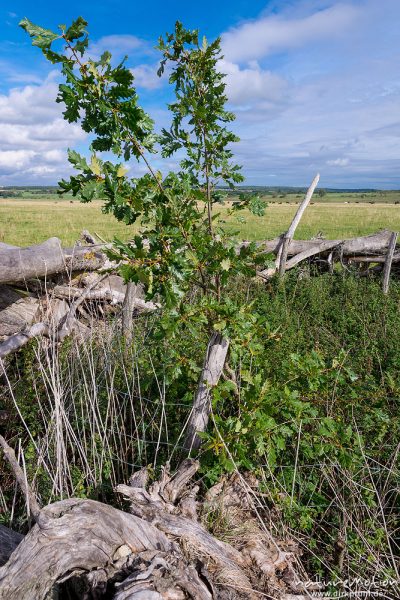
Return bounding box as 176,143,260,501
1,197,400,246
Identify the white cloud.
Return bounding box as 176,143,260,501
220,59,287,106
327,158,349,167
222,3,359,63
0,150,34,170
0,77,86,183
89,34,149,62
131,64,162,90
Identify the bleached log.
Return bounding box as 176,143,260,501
257,231,397,279
184,333,229,451
250,230,396,258
0,238,109,285
0,276,107,358
53,284,157,311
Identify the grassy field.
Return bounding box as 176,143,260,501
1,196,400,246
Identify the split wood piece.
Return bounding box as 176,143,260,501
278,174,320,276
122,282,137,342
183,333,229,451
382,231,398,294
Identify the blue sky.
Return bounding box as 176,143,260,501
0,0,399,188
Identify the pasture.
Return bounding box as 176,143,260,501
1,194,400,246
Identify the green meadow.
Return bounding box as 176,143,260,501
1,193,400,246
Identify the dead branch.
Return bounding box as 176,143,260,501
0,436,44,525
278,174,320,275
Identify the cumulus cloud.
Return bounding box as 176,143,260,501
219,59,287,107
218,0,400,187
89,34,146,60
131,63,162,90
221,3,359,63
0,76,86,184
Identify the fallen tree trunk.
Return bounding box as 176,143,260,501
0,275,106,358
251,229,395,259
0,238,110,285
257,230,397,279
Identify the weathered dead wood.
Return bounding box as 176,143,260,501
80,229,97,245
122,282,137,342
184,333,230,451
0,498,173,600
0,238,110,285
347,253,400,263
0,275,106,358
53,284,157,311
112,552,213,600
278,174,320,275
0,454,310,599
0,295,40,338
257,231,397,279
0,525,23,567
382,231,398,294
251,229,395,258
118,460,308,599
0,286,21,310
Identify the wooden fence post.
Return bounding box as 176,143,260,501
382,231,398,294
183,333,229,451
